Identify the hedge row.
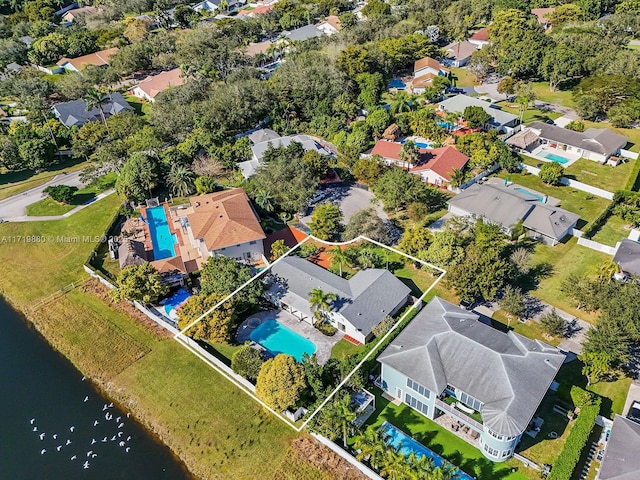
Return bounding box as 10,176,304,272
582,201,616,238
624,158,640,191
547,398,601,480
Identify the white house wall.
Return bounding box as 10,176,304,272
212,239,264,262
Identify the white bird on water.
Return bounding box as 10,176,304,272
83,461,90,469
118,423,124,429
92,454,97,458
116,416,121,423
84,396,89,402
102,404,107,411
40,449,46,455
111,435,117,441
108,402,113,408
69,426,75,432
126,436,131,441
66,439,72,446
91,438,96,445
118,432,123,438
93,420,99,426
86,450,93,457
119,441,125,447
126,413,130,418
30,418,35,425
125,447,130,453
81,376,86,381
33,426,37,432
56,446,62,452
102,437,107,442
39,433,45,441
71,455,77,461
53,434,57,440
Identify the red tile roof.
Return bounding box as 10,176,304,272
410,146,469,181
371,141,403,160
237,4,274,15
469,28,489,42
414,56,449,74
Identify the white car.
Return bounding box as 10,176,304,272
628,400,640,423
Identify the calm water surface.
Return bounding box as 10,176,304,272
0,297,193,480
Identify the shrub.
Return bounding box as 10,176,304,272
565,120,585,132
44,184,78,203
231,344,264,381
539,162,565,185
316,321,337,336
547,398,601,480
540,308,566,337
195,176,217,194
372,315,395,338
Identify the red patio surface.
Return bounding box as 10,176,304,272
264,226,308,258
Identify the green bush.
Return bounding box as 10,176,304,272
231,344,264,382
315,322,337,336
539,162,565,185
547,398,601,480
44,184,78,203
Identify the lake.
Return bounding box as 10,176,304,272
0,297,193,479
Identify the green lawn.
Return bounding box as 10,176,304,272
124,95,151,116
563,158,636,192
590,215,631,247
529,237,610,323
491,310,562,347
363,389,530,480
0,197,333,480
531,82,575,109
450,67,478,87
0,157,90,201
496,102,562,124
496,171,610,225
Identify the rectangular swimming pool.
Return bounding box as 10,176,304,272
382,422,475,480
514,187,545,202
249,319,316,362
543,151,569,164
146,206,176,260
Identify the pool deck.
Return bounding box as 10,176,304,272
236,310,342,365
529,145,581,168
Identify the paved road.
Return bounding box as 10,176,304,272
0,171,85,220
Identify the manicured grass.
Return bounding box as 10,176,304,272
491,310,562,347
124,95,151,116
590,215,631,247
529,237,610,323
363,389,530,480
556,360,631,418
392,262,440,298
496,102,562,124
0,194,123,305
563,158,636,192
0,197,332,480
450,67,478,87
531,82,575,109
0,157,90,201
496,171,610,224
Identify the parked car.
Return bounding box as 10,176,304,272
308,191,328,205
628,400,640,423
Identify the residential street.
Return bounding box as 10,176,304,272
0,171,85,221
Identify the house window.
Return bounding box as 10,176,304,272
405,393,429,416
458,391,482,412
406,378,430,398
502,449,512,458
249,241,256,245
483,444,499,457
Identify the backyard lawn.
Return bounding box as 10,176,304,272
495,171,610,225
491,310,562,347
563,158,636,192
529,237,609,323
124,95,151,116
450,67,478,87
0,157,90,201
362,389,531,480
496,102,562,124
589,215,631,247
0,197,336,480
531,82,575,109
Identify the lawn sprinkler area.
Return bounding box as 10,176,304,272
173,235,446,432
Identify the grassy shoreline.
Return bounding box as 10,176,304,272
0,196,356,480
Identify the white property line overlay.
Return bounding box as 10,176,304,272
173,235,446,432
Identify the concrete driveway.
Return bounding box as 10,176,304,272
301,185,388,225
0,171,85,220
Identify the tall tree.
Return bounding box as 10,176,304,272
328,246,349,276
309,203,343,241
177,293,236,342
308,288,337,323
255,354,307,411
199,256,263,309
110,262,168,304
167,164,195,197
353,426,389,470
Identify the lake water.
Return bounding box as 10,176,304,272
0,297,193,479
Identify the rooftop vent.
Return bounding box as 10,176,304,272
195,202,200,207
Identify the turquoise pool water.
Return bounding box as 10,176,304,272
514,187,545,202
388,79,407,89
543,152,569,164
161,288,191,319
146,206,176,260
249,320,316,362
382,422,474,480
436,120,454,130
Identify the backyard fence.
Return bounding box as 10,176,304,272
520,165,614,200
577,237,618,255
311,433,385,480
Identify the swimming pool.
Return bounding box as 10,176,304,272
249,319,316,362
514,187,545,202
436,120,454,130
543,152,569,164
145,206,176,260
388,79,407,89
161,288,191,319
382,422,475,480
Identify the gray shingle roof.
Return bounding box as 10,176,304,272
267,256,411,336
448,183,579,241
52,92,132,128
251,134,330,162
598,415,640,480
248,128,281,144
284,24,324,42
528,122,628,156
614,239,640,276
378,298,565,437
439,94,518,128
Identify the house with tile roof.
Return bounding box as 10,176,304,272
378,297,565,462
61,5,104,24
317,15,342,35
447,179,580,245
265,256,411,344
370,141,469,186
131,69,185,102
442,40,478,67
176,189,266,264
411,56,450,94
597,415,640,480
531,8,555,29
57,47,118,72
468,28,490,48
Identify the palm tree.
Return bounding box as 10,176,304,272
598,260,619,283
390,91,416,115
407,451,436,479
444,111,460,132
334,392,357,448
449,168,466,188
308,288,336,324
329,246,349,276
84,88,110,134
354,426,389,470
399,140,420,170
254,190,275,213
167,164,195,197
381,447,411,480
